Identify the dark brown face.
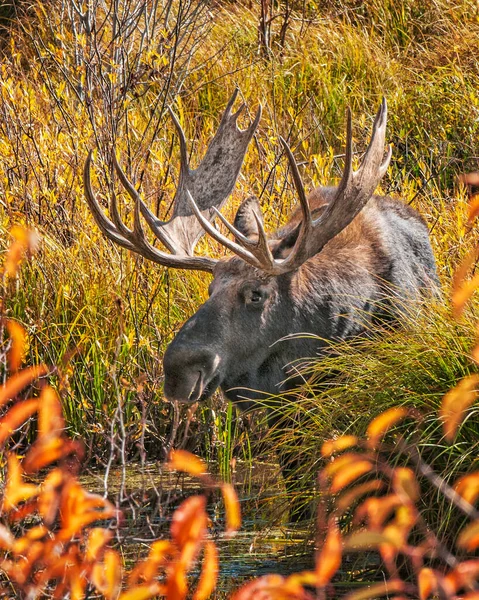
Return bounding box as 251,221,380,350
162,258,281,404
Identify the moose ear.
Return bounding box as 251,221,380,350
233,196,264,239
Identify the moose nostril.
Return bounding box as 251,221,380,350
163,347,222,404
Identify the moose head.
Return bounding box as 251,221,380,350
84,90,437,416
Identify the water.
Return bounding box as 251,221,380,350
80,459,314,595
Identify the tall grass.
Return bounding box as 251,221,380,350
0,0,478,474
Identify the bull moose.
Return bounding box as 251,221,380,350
84,91,438,519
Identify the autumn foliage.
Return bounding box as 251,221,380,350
0,214,479,599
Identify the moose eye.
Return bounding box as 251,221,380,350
243,287,268,308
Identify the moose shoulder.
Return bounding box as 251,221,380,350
84,93,438,516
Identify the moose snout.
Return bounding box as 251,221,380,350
163,344,222,404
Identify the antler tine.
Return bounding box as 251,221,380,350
112,153,177,253
186,190,267,269
167,107,189,171
267,99,390,275
84,151,218,272
279,137,313,230
332,107,354,199
213,206,275,269
84,151,136,251
109,188,132,239
354,97,389,184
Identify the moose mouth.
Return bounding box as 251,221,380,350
186,371,221,404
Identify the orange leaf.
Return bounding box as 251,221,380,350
392,468,419,502
0,525,13,550
170,496,207,569
193,541,218,600
337,480,385,513
3,453,38,510
168,450,207,476
91,549,122,599
445,559,479,594
343,580,405,600
222,483,241,536
58,479,117,540
166,563,188,600
440,375,479,442
469,194,479,223
453,275,479,318
330,461,372,493
356,495,402,529
128,540,174,584
37,468,64,524
418,568,440,600
0,398,38,445
344,530,392,550
230,574,286,600
0,365,48,408
454,472,479,505
23,436,83,473
316,518,342,585
367,407,408,447
5,320,26,372
86,528,114,562
3,227,39,277
321,435,358,457
452,246,479,318
118,583,164,600
324,453,367,477
38,385,65,436
457,522,479,551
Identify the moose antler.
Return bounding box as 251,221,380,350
84,89,261,273
187,99,392,275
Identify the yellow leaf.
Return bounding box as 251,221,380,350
440,375,479,442
316,518,342,585
168,450,207,476
367,407,408,447
393,468,419,502
330,461,372,493
222,483,241,536
321,435,358,457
